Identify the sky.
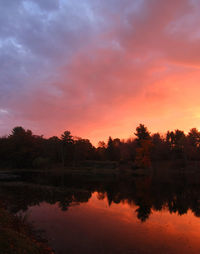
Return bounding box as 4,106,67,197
1,0,200,145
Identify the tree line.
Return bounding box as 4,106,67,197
1,124,200,169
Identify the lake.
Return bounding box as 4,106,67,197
1,169,200,254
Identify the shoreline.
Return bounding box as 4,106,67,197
0,203,54,254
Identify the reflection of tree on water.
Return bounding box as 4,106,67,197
1,171,200,222
136,205,151,222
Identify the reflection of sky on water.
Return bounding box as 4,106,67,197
27,192,200,254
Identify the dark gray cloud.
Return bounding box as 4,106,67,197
0,0,100,104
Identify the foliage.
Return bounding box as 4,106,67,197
135,124,151,141
1,124,200,169
0,206,53,254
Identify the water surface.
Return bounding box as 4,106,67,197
27,193,200,254
1,170,200,254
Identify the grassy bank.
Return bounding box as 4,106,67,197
0,204,54,254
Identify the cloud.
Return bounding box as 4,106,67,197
0,0,200,143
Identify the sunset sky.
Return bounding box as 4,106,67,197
1,0,200,144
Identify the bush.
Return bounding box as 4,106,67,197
32,157,50,169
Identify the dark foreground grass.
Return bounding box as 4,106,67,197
0,205,54,254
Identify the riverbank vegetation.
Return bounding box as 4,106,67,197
1,124,200,170
0,203,54,254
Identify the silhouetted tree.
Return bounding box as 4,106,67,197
46,136,62,163
97,141,107,160
61,131,74,166
151,133,169,160
134,124,152,168
74,138,94,163
8,127,43,168
107,137,115,160
135,124,151,141
188,128,200,148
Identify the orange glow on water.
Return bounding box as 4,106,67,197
29,192,200,254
